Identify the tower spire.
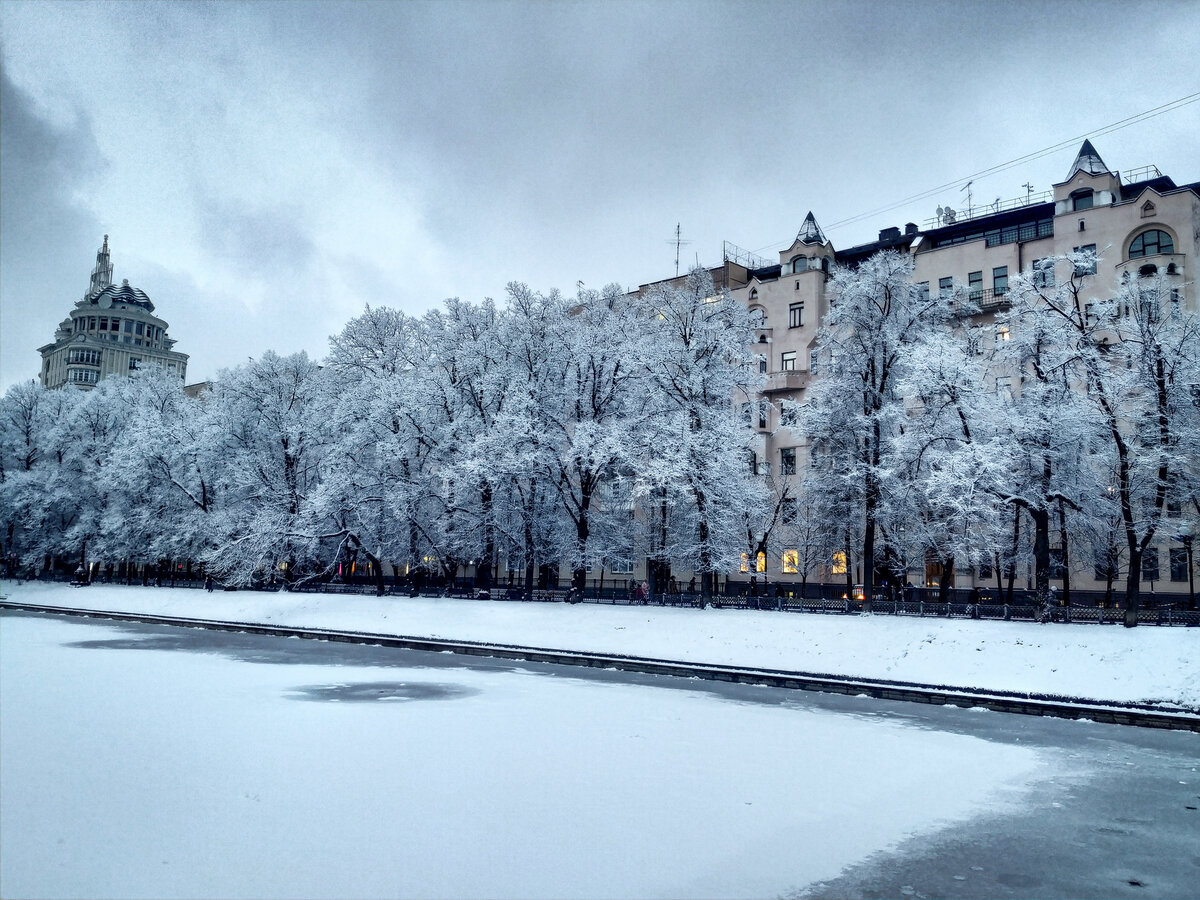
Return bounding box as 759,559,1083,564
1065,140,1109,180
796,211,827,245
87,234,113,298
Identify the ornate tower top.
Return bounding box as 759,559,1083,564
796,211,827,246
87,234,113,298
1065,140,1110,180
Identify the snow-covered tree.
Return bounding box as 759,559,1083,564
799,251,955,607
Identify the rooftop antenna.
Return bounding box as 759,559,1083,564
960,181,973,218
936,205,944,225
1023,182,1034,202
667,223,692,277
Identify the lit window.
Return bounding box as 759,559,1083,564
756,552,766,574
831,551,847,576
782,550,799,574
996,325,1010,342
1128,229,1174,259
740,553,750,574
789,303,804,328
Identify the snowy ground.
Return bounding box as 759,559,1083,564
0,612,1062,899
2,580,1197,710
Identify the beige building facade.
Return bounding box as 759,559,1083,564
38,236,189,390
661,141,1197,596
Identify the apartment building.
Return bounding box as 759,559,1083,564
687,141,1197,595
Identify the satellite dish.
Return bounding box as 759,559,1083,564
98,293,112,309
936,206,944,217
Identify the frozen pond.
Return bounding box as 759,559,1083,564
1,611,1196,899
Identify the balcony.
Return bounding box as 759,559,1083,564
763,370,810,393
952,288,1010,317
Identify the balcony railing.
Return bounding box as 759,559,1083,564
951,287,1010,316
763,370,810,393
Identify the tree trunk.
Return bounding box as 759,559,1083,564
937,555,954,605
1005,507,1021,605
479,484,494,592
1057,499,1071,607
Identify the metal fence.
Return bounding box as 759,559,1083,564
14,570,1198,626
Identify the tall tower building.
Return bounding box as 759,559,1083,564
38,236,189,389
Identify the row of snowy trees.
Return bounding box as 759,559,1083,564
0,272,766,599
2,252,1197,621
798,249,1200,624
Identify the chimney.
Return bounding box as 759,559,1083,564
904,222,918,236
879,226,901,242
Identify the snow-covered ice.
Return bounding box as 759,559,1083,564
2,611,1059,900
3,580,1196,710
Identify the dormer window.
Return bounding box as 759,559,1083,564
1071,189,1094,211
1129,229,1173,259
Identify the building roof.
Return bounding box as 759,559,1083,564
85,279,156,313
1065,139,1111,180
795,212,827,246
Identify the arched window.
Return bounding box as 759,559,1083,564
1129,229,1174,259
748,305,767,327
1071,189,1094,211
791,256,809,274
749,288,758,300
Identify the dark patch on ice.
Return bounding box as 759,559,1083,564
287,681,478,703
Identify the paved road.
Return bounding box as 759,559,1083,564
5,610,1198,898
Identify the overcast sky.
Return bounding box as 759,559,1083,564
2,0,1198,391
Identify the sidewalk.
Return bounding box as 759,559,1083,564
3,579,1197,711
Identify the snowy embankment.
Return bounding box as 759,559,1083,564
3,579,1197,710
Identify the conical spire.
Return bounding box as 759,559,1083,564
1065,140,1109,180
87,234,113,298
796,211,826,245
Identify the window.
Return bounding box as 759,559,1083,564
1141,548,1160,583
831,551,847,576
995,376,1013,400
1085,303,1097,326
1141,200,1156,218
968,271,982,301
1073,245,1097,275
1170,548,1188,582
1050,548,1065,580
749,288,758,300
978,559,993,580
135,322,144,336
781,351,797,371
757,355,767,374
779,403,798,428
110,318,120,332
1071,189,1094,211
88,317,97,330
748,451,757,476
809,350,818,374
993,266,1008,296
938,276,953,298
780,447,796,475
758,401,768,430
789,303,804,328
782,550,799,574
756,552,767,574
129,358,141,371
123,320,133,333
966,335,981,356
1095,550,1118,582
740,553,750,574
917,282,930,301
781,498,797,524
996,325,1011,343
1031,258,1055,287
791,256,809,274
610,557,633,575
1128,229,1174,259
